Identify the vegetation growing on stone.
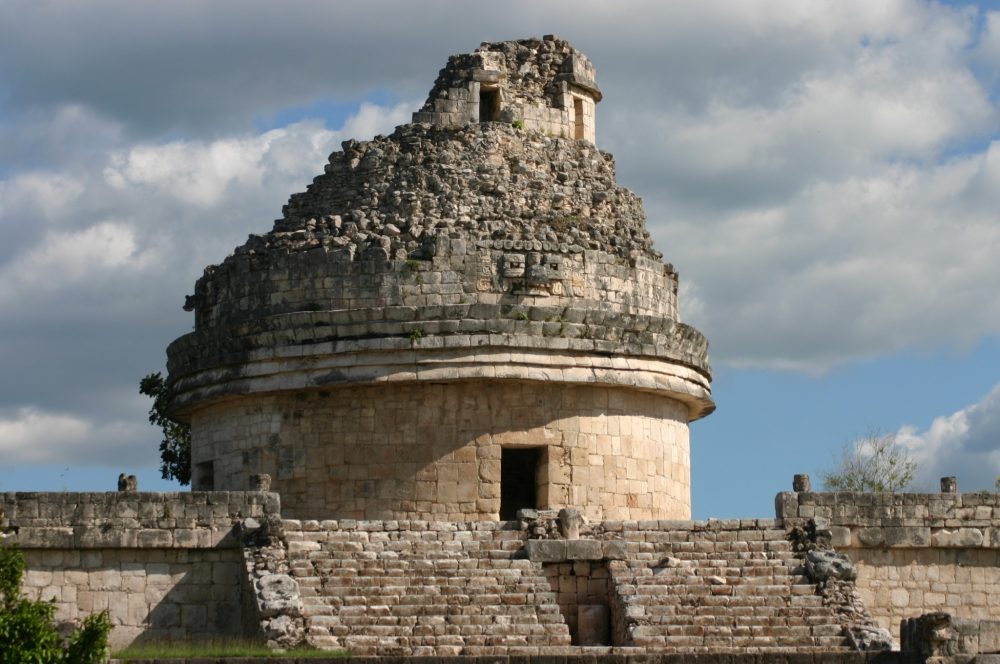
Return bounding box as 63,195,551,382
0,545,111,664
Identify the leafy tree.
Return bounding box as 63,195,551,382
0,545,111,664
820,430,916,493
140,372,191,485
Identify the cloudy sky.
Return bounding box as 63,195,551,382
1,0,998,518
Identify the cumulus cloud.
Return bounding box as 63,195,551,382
613,1,1000,371
0,407,151,465
664,143,1000,371
896,383,1000,491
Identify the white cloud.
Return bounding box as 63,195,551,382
975,10,1000,70
0,221,159,308
340,101,415,142
896,383,1000,491
0,407,150,465
102,101,413,208
621,2,1000,372
0,171,85,224
664,138,1000,372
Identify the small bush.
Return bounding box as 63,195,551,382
0,545,111,664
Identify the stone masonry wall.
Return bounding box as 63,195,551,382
776,490,1000,641
190,382,692,521
183,122,672,332
0,491,278,648
413,36,601,143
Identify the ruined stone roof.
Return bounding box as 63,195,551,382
167,37,712,419
246,121,656,265
417,34,601,115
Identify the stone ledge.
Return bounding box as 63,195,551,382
166,346,715,421
167,306,711,383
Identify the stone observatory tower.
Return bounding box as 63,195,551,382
166,35,713,521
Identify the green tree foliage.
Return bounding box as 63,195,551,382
820,430,917,493
139,372,191,485
0,545,111,664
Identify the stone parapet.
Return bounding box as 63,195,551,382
775,491,1000,549
0,491,279,549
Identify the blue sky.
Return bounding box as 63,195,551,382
0,1,998,520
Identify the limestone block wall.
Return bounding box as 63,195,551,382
18,547,243,648
190,381,692,521
412,37,601,143
0,491,278,648
177,245,681,342
777,490,1000,641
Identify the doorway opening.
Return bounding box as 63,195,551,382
193,460,215,491
500,447,542,519
479,88,500,122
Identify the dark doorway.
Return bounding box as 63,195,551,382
193,461,215,491
479,88,499,122
500,447,542,519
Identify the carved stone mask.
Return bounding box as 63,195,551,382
500,253,525,278
526,252,564,284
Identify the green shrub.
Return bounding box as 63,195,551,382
0,545,111,663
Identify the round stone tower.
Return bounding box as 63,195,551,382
166,35,713,521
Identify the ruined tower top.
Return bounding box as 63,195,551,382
166,37,712,520
413,35,601,143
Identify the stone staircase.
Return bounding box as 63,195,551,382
606,520,852,653
282,519,571,655
268,518,861,655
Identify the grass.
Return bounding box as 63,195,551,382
112,639,346,660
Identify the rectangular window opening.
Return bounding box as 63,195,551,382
480,88,500,122
500,447,542,519
573,97,585,140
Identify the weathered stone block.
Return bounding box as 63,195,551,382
932,527,985,547
257,573,302,618
602,539,627,560
525,539,568,562
565,539,603,560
